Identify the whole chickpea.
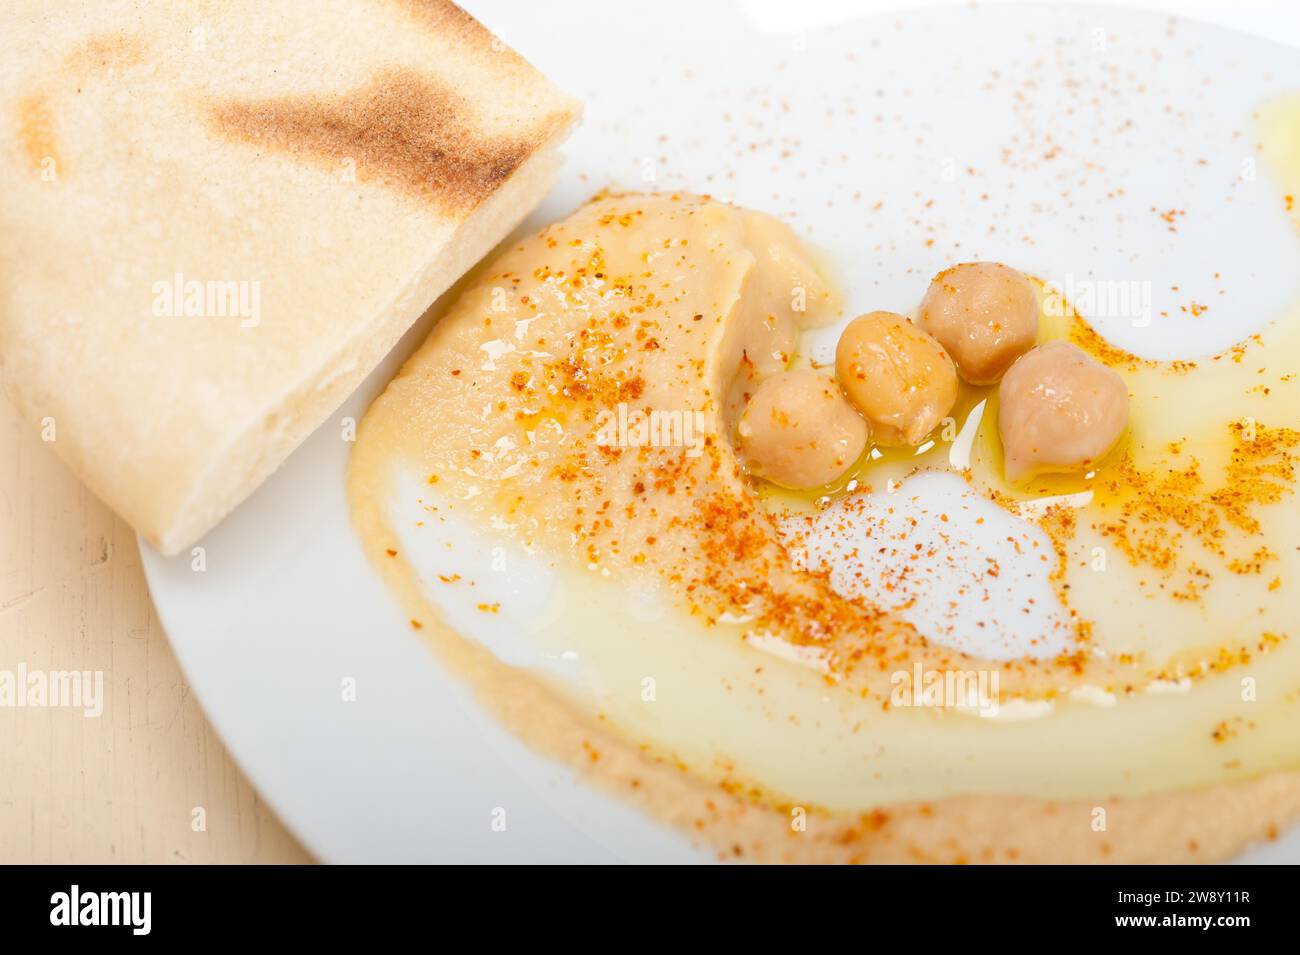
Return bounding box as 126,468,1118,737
737,370,868,489
997,341,1129,481
918,262,1039,385
834,311,958,446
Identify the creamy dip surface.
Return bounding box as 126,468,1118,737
349,168,1300,860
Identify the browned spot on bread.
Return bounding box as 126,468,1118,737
16,92,59,174
12,31,148,177
206,68,566,213
64,31,147,75
389,0,524,67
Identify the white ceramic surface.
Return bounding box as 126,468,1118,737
141,0,1300,862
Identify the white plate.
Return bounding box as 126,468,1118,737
141,0,1300,862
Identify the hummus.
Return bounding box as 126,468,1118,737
348,192,1300,862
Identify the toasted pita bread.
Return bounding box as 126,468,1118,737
0,0,579,554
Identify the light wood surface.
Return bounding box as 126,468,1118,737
0,396,312,864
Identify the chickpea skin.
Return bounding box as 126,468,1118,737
834,311,958,446
918,262,1039,385
997,341,1129,482
737,370,868,489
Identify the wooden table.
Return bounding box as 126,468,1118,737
0,397,311,864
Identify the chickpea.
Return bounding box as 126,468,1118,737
737,370,868,489
918,262,1039,385
997,341,1129,482
834,311,958,446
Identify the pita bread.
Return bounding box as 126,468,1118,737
0,0,579,554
